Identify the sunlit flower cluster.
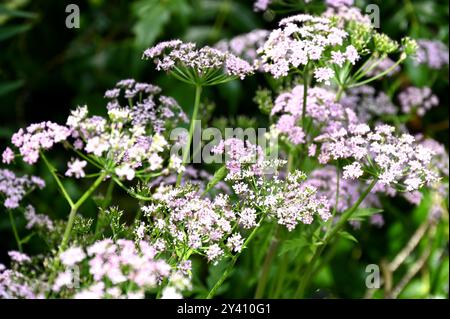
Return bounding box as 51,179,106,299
258,14,356,80
54,239,176,299
143,40,254,84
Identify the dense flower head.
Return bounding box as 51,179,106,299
314,124,440,191
323,4,372,28
0,266,42,299
419,138,449,180
270,85,357,145
398,86,439,117
65,80,186,180
143,40,254,85
2,147,14,164
215,30,270,65
304,166,379,213
141,185,242,264
8,251,31,264
231,168,331,231
272,171,331,229
212,138,266,180
258,14,356,79
54,239,175,298
210,138,332,230
8,122,70,165
0,169,45,209
415,39,449,69
104,79,187,131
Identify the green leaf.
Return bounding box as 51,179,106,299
132,1,170,49
0,5,37,19
0,24,32,41
349,207,383,221
338,231,358,243
0,79,24,96
279,237,309,257
204,165,227,194
19,232,35,244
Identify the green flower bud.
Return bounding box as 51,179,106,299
401,37,418,56
253,88,273,115
373,33,399,54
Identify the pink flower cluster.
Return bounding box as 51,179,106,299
253,0,271,12
0,264,41,299
398,86,439,117
341,85,397,122
415,39,449,69
66,80,186,180
258,14,358,80
269,171,331,230
7,122,70,165
271,85,355,145
54,239,173,298
24,205,54,231
211,138,331,231
143,40,254,80
314,124,439,191
0,169,45,209
304,166,380,213
145,186,242,264
216,30,270,65
325,0,354,7
212,138,265,180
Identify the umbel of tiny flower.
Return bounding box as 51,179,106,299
143,40,254,86
313,124,440,192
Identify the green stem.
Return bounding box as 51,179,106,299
272,253,288,298
40,152,74,207
334,167,340,214
348,56,405,88
254,226,280,298
336,85,344,102
176,84,202,186
59,171,107,252
295,179,378,298
206,220,262,299
8,210,23,252
301,67,309,130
